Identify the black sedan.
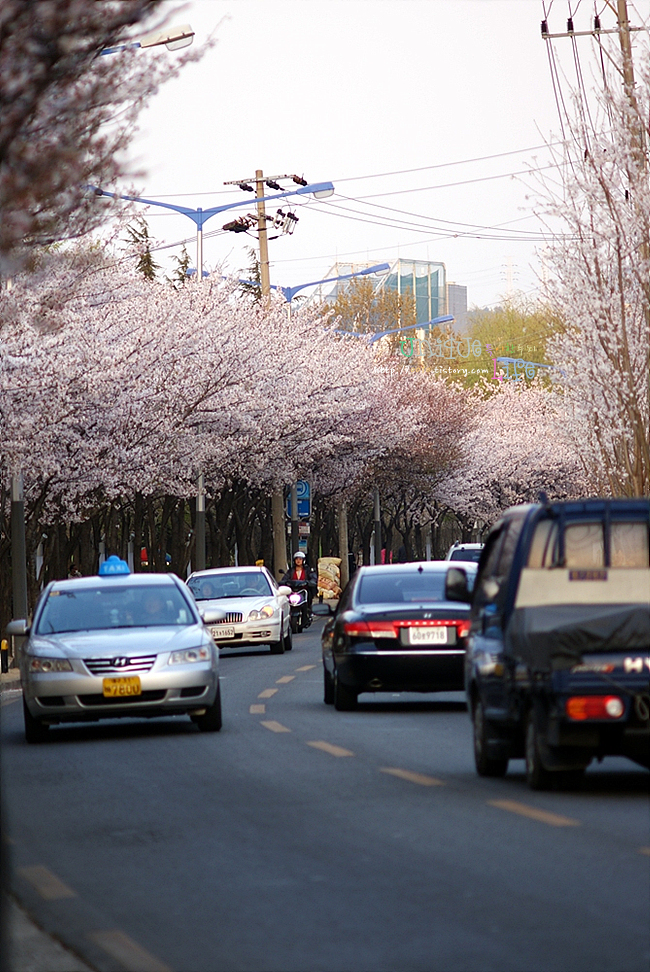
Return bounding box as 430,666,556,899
317,561,476,710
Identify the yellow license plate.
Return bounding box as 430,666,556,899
102,676,142,698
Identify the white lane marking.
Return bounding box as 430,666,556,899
258,688,278,698
260,720,291,733
306,740,354,758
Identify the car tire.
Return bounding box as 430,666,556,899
192,684,223,732
525,708,552,790
269,633,285,655
473,698,508,777
323,667,334,704
284,624,293,651
23,697,50,744
333,673,357,711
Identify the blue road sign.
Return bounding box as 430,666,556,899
287,481,311,518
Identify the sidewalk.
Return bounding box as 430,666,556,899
0,669,21,691
5,896,95,972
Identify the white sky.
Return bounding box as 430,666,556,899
124,0,650,309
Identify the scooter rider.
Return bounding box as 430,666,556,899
282,551,318,625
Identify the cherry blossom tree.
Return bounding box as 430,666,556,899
535,34,650,496
0,1,205,270
436,379,585,522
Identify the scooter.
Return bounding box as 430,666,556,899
287,581,312,633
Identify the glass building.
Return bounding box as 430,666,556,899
318,258,447,326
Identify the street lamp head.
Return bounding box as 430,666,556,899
312,187,334,199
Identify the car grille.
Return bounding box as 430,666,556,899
83,654,157,675
214,613,243,625
78,691,166,706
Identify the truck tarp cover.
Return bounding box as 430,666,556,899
508,604,650,670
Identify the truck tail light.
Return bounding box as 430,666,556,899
566,696,625,720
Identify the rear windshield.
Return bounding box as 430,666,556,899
188,572,272,600
450,548,482,563
36,584,194,634
356,568,474,605
527,520,649,568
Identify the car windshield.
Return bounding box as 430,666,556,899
188,572,272,600
450,548,482,563
357,570,453,605
36,585,194,634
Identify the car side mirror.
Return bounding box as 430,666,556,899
6,619,29,637
277,585,292,596
201,608,228,625
312,602,334,617
445,568,471,603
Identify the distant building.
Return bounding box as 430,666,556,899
317,258,447,326
447,283,468,332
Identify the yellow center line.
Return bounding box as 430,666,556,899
260,720,291,733
249,704,265,714
380,767,445,787
295,665,317,672
17,865,76,901
488,799,580,828
307,740,354,758
639,847,650,856
258,688,278,698
88,930,172,972
276,675,295,684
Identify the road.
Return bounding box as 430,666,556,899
2,621,649,972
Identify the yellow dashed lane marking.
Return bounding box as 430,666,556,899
276,675,295,684
307,740,354,758
260,720,291,733
258,688,278,698
639,847,650,856
17,865,76,901
88,930,172,972
489,799,580,828
249,704,265,714
295,665,316,672
380,767,445,787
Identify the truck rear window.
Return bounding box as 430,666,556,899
527,520,649,568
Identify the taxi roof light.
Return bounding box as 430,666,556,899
98,555,131,576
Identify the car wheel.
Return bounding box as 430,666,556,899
323,666,334,704
333,673,357,711
269,633,285,655
192,684,223,732
525,708,552,790
473,697,508,777
23,697,50,744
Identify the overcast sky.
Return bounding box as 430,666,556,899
125,0,650,309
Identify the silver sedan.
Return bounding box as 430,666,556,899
8,572,226,743
186,566,292,654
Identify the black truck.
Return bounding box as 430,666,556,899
461,498,649,789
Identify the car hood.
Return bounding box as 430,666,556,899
199,595,278,617
28,625,207,658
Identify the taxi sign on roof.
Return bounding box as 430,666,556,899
98,555,130,576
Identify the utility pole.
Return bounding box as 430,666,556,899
224,168,313,578
373,487,382,566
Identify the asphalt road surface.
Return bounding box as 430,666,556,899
2,621,649,972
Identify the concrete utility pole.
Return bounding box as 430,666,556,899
255,170,271,300
11,474,28,621
195,473,206,571
338,503,350,588
373,487,382,567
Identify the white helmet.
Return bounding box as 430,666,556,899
293,551,306,561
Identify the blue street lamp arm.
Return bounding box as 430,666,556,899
280,262,390,302
88,181,335,230
366,315,454,344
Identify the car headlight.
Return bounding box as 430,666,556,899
248,605,275,621
28,657,73,673
168,647,211,665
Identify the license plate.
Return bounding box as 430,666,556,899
408,627,448,645
210,626,235,640
102,676,141,697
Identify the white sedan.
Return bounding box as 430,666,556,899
186,566,293,654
